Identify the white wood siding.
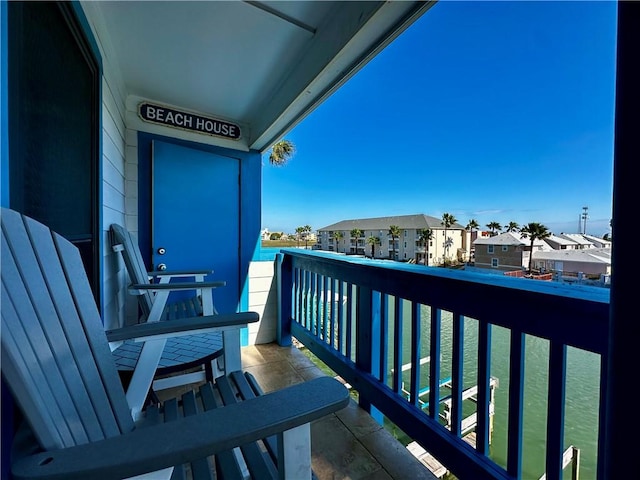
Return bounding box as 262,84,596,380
248,261,278,345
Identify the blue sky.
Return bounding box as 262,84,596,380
262,1,617,237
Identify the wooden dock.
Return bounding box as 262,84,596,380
409,435,580,479
407,432,478,478
404,371,499,479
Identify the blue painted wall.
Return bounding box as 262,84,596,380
1,11,11,479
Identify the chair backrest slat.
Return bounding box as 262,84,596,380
1,208,134,450
110,223,154,320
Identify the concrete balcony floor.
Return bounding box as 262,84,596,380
157,342,438,479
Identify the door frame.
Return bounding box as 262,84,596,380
7,1,102,305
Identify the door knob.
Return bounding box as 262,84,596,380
157,247,166,255
157,263,167,271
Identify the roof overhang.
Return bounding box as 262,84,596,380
85,1,436,152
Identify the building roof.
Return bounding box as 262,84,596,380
318,214,465,232
544,234,578,247
582,234,612,246
532,248,612,264
557,233,594,246
473,232,549,248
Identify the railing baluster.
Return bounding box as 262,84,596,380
429,307,441,420
295,267,300,326
451,312,464,437
476,319,492,455
345,283,353,360
597,354,607,480
301,269,308,329
312,272,319,337
380,293,389,386
337,281,344,354
507,330,525,478
546,341,567,480
329,277,336,348
356,285,382,421
393,298,403,394
410,301,421,407
322,275,329,343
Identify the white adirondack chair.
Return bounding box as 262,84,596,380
1,207,349,480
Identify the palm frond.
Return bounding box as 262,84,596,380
269,139,296,166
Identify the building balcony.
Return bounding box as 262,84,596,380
268,248,609,480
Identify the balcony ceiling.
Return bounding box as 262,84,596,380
92,1,434,152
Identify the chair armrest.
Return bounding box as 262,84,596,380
128,280,226,291
105,311,259,342
148,269,213,277
11,377,350,480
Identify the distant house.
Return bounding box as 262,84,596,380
531,248,612,277
557,233,595,249
581,234,612,249
544,234,579,250
473,232,550,272
317,214,468,265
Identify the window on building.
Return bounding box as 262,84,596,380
488,245,495,254
502,246,508,252
492,258,499,267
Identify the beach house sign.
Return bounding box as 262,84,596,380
138,102,241,140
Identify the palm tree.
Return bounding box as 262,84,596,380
465,219,479,264
367,235,381,258
417,228,433,265
466,219,479,234
486,221,502,236
302,225,312,249
350,228,363,255
505,221,519,233
388,225,401,260
332,231,344,252
295,226,305,248
520,222,551,275
268,139,295,166
441,213,457,265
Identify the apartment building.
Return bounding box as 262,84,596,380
317,214,468,266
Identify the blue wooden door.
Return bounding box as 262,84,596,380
152,140,240,314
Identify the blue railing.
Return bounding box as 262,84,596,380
276,249,610,480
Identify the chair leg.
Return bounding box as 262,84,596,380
205,360,214,383
277,423,311,480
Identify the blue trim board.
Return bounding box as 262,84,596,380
1,13,9,456
1,0,8,207
71,1,105,318
70,1,103,70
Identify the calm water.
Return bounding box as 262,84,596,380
257,246,282,261
387,305,600,480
